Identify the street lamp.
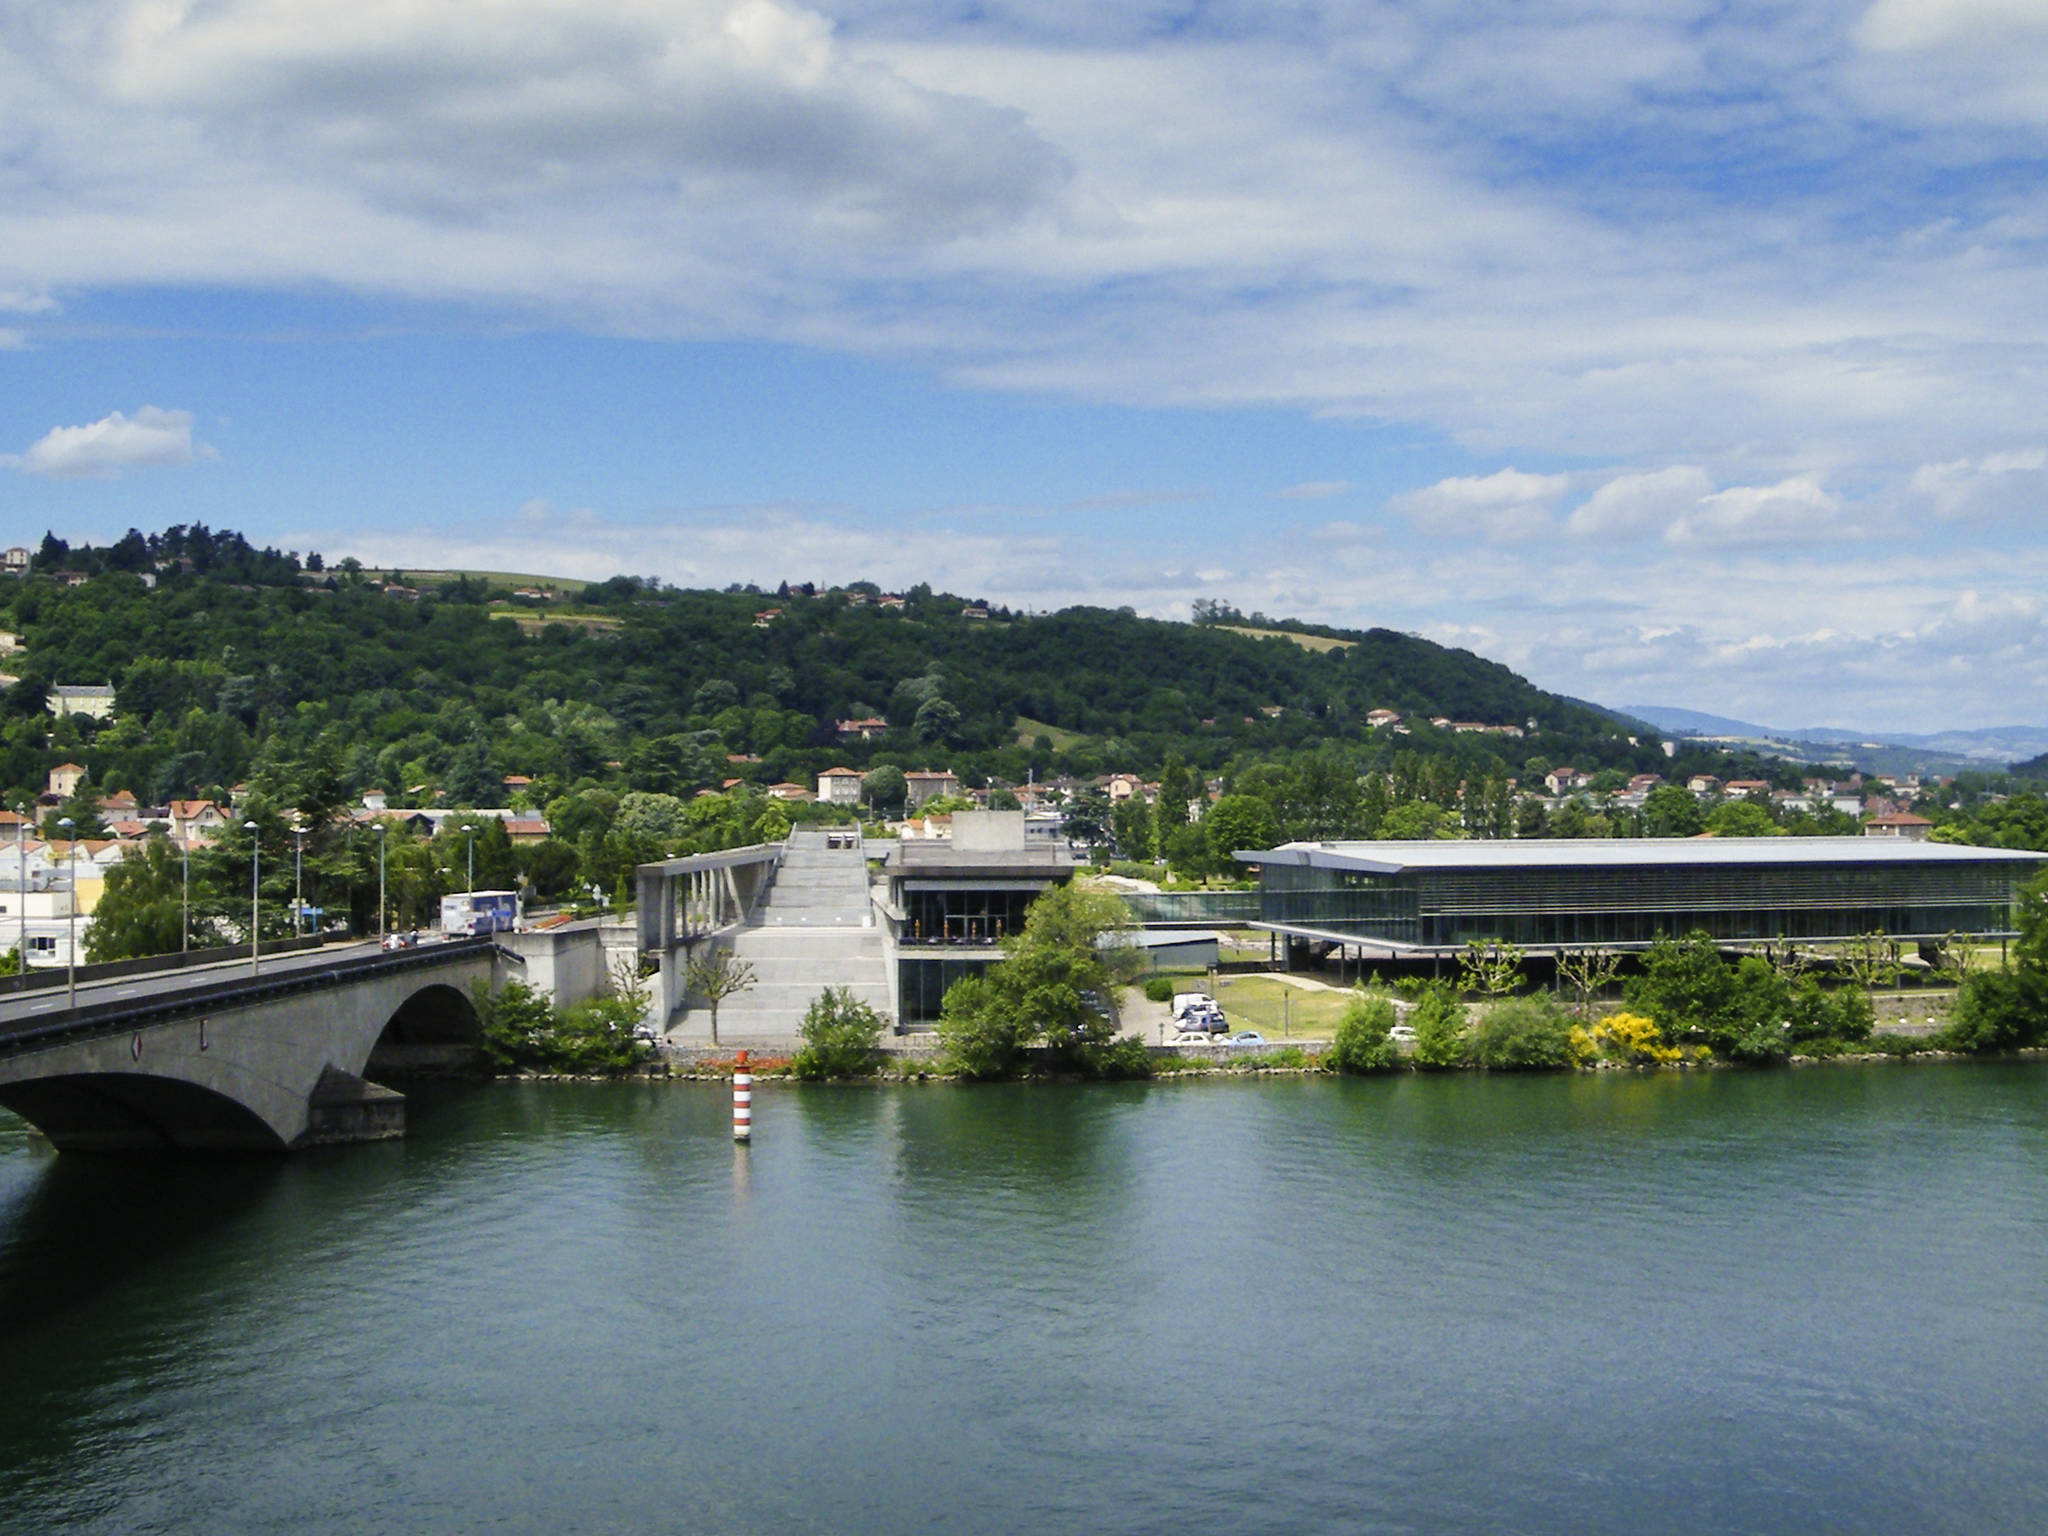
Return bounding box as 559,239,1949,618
244,819,261,976
180,837,190,956
374,823,388,946
462,823,477,894
57,817,75,1007
14,804,26,976
293,822,306,938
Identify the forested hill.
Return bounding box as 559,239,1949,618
0,527,1684,806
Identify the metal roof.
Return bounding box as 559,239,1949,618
1237,837,2048,875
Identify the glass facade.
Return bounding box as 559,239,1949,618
900,887,1037,946
1259,854,2029,949
897,955,1001,1022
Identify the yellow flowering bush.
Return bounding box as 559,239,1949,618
1591,1011,1682,1065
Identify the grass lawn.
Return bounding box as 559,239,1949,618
1210,975,1352,1040
1215,624,1355,655
1013,715,1088,751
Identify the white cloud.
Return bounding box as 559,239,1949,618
1275,480,1350,500
1390,467,1571,540
1665,476,1840,548
1567,466,1715,538
1907,447,2048,519
5,406,215,479
0,328,23,351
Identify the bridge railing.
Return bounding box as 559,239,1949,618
0,937,497,1055
0,933,332,998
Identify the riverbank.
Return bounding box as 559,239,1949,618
476,1040,2048,1084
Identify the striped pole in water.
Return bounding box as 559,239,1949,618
733,1050,752,1142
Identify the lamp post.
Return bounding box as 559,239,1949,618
58,817,75,1007
14,805,26,976
244,819,261,976
180,838,190,955
374,823,387,946
293,822,306,937
462,823,477,894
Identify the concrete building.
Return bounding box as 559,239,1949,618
905,769,961,807
47,683,116,720
1237,837,2047,955
880,811,1073,1022
816,766,865,805
1865,813,1934,842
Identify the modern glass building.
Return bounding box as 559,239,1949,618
882,822,1074,1022
1238,838,2047,953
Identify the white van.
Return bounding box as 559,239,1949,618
1170,992,1217,1021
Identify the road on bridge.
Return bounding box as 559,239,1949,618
0,939,447,1035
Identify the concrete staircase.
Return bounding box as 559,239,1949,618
705,830,891,1042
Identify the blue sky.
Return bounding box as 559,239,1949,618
5,1,2048,733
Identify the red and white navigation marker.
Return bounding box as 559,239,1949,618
733,1050,752,1143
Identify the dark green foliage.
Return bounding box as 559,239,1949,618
83,834,200,962
1327,992,1400,1073
471,979,650,1074
1628,933,1878,1058
935,883,1137,1078
1077,1035,1155,1080
1142,975,1175,1003
1470,995,1575,1070
1942,970,2048,1052
791,986,886,1079
1408,982,1468,1070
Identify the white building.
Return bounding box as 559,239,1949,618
816,766,865,805
47,683,117,720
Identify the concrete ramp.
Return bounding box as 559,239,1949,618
697,830,891,1041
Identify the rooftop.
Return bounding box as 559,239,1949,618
1241,837,2048,873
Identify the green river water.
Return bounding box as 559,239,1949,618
3,1064,2046,1534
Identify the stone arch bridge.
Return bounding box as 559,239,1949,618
0,940,501,1153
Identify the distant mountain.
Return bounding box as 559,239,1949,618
1626,705,2048,775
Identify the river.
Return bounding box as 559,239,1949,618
3,1065,2046,1535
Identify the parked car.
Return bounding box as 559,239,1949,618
1170,992,1218,1021
1180,1006,1228,1033
1388,1024,1417,1043
1224,1030,1267,1045
1169,1031,1218,1046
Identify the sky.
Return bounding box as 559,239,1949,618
4,1,2048,735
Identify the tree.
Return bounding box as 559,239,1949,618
1408,982,1468,1069
792,986,887,1079
1327,991,1400,1073
1111,795,1154,861
1457,938,1525,999
1203,794,1277,867
935,881,1137,1075
1705,800,1776,837
1556,946,1622,1018
683,946,757,1046
1643,784,1705,838
861,764,907,819
84,834,191,962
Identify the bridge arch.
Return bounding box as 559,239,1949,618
0,1072,288,1153
0,941,500,1153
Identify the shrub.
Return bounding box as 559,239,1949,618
791,986,887,1079
1470,995,1575,1071
1589,1010,1680,1065
1942,970,2048,1053
1143,975,1176,1004
1409,982,1468,1070
1327,993,1400,1074
471,979,650,1074
1078,1035,1155,1080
